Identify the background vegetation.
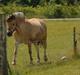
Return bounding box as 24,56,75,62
0,0,80,18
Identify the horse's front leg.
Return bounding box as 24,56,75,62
12,42,19,65
28,41,33,64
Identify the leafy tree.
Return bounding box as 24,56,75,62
30,0,40,7
0,0,80,6
16,0,30,6
54,6,64,18
67,0,78,5
1,0,11,5
55,0,67,5
45,0,50,5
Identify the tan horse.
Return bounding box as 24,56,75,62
7,12,48,65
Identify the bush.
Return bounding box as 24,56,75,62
0,4,80,18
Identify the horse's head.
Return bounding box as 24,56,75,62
7,15,17,37
7,12,25,37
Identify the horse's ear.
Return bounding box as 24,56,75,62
7,15,16,22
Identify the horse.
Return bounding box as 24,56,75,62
7,12,48,65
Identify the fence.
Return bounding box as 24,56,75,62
0,14,8,75
73,26,80,56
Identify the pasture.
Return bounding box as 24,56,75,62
7,20,80,75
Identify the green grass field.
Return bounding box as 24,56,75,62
7,20,80,75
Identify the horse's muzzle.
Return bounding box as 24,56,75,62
7,31,12,37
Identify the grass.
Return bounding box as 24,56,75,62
7,20,80,75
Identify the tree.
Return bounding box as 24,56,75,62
45,0,50,5
54,6,64,18
1,0,11,5
67,0,78,5
16,0,30,6
55,0,67,5
30,0,40,7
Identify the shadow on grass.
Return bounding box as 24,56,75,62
26,61,52,67
8,62,20,75
72,54,80,59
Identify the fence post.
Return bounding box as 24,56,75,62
73,27,78,56
0,14,8,75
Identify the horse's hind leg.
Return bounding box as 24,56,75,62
28,41,33,64
12,42,19,65
42,40,48,62
34,42,40,64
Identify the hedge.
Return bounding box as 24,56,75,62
0,4,80,18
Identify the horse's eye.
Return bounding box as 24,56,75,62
13,24,15,26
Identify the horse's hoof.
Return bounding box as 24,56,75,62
12,61,16,65
37,60,40,64
30,61,33,65
44,58,48,62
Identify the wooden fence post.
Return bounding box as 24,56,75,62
0,14,8,75
73,27,78,56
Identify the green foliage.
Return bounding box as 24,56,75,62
1,0,80,6
0,4,80,18
55,0,67,5
0,0,80,18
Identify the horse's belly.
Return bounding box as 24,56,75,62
13,32,28,44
